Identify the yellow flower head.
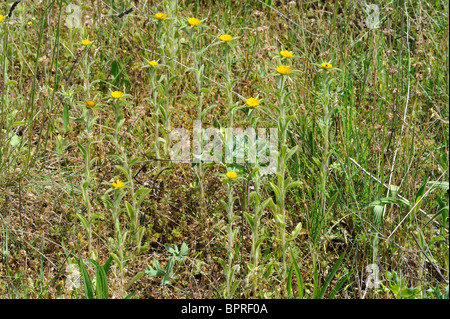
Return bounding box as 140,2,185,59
111,91,124,99
85,100,97,108
155,13,167,21
276,65,291,75
321,62,332,69
219,34,233,42
0,15,5,23
149,60,159,67
111,180,125,189
188,17,201,26
246,98,260,108
81,39,91,46
226,171,238,179
280,50,293,58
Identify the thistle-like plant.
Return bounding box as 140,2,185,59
145,242,189,286
106,90,151,251
182,17,212,217
76,98,102,259
265,63,302,282
216,171,241,298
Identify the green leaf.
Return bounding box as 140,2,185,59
269,182,281,203
180,242,189,260
124,290,136,299
77,143,87,159
125,201,135,224
373,205,384,228
369,197,410,208
289,222,303,241
129,157,141,167
199,87,211,94
76,213,90,230
213,257,226,271
285,180,302,193
90,213,104,222
78,259,94,299
428,236,445,246
318,252,346,299
243,212,255,231
125,272,143,291
116,165,130,181
285,145,299,161
162,258,175,285
230,279,241,297
273,211,285,227
63,103,69,132
185,91,198,103
328,271,352,299
110,252,122,271
136,227,145,247
111,59,122,86
87,259,109,299
290,247,304,299
133,187,151,206
427,181,449,190
287,265,294,299
201,104,216,121
416,178,428,201
12,121,26,127
103,256,113,274
145,260,166,277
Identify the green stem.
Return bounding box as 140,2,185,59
277,75,288,281
85,110,92,254
225,181,235,298
321,73,329,238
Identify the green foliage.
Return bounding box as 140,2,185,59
381,271,421,299
77,257,112,299
145,243,189,286
0,0,447,300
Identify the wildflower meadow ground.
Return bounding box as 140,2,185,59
0,0,448,300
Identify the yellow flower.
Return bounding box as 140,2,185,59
246,98,260,108
85,100,97,108
81,40,91,46
276,65,291,75
111,180,125,189
226,171,238,179
321,62,332,69
155,13,167,21
188,17,201,26
111,91,124,99
149,60,159,67
0,15,5,23
219,34,233,42
280,50,293,58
